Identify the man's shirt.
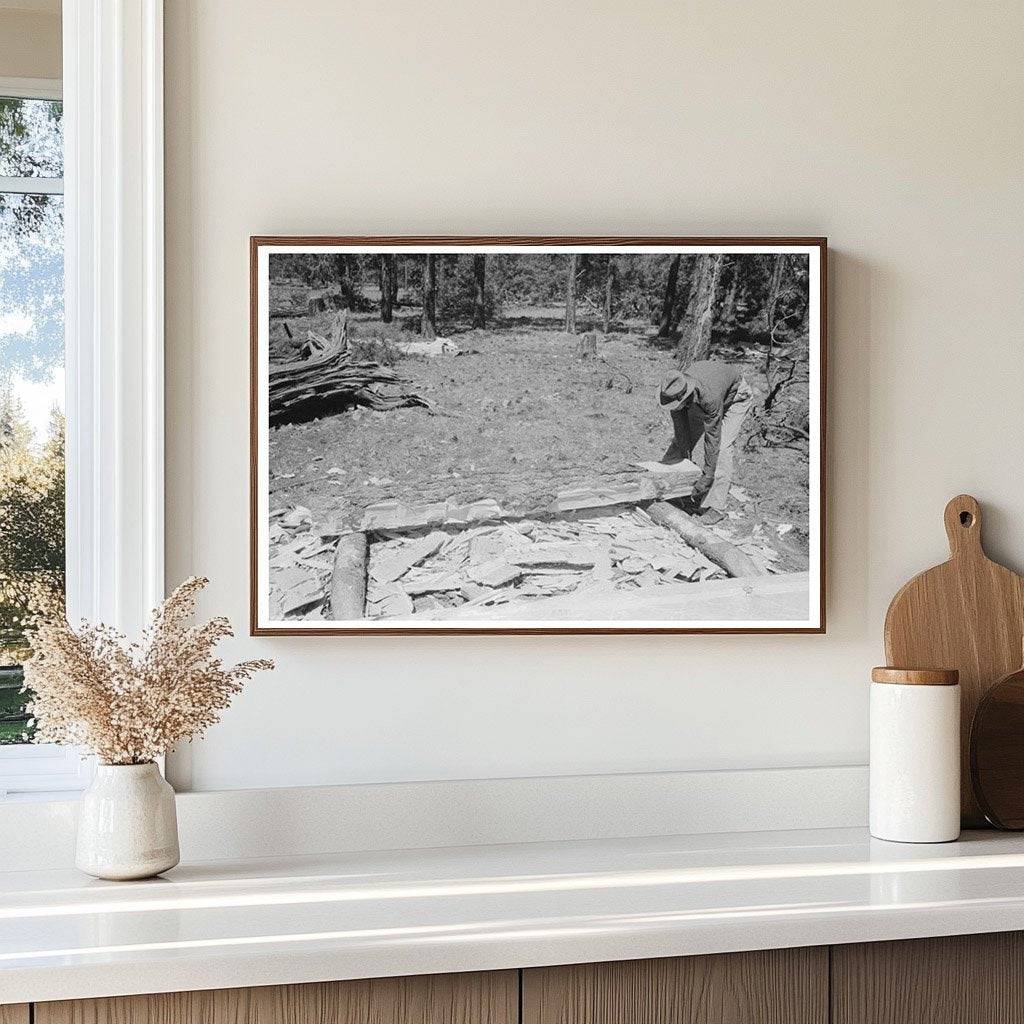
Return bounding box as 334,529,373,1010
686,360,744,491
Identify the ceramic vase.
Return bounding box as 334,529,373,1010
76,762,180,880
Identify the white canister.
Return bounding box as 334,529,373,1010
870,667,960,843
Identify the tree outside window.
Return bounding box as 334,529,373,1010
0,94,65,744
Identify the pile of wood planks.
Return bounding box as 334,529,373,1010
269,311,429,425
364,508,730,619
266,505,336,619
268,497,786,622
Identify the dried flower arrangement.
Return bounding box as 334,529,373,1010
23,577,273,765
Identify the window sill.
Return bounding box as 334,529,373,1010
0,744,93,799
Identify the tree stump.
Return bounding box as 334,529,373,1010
576,332,597,359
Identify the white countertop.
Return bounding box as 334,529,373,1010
4,826,1024,1004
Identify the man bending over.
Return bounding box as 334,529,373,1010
658,360,753,524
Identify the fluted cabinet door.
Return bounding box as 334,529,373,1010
35,971,518,1024
0,1006,29,1024
832,933,1024,1024
523,948,828,1024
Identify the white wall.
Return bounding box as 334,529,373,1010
164,0,1024,792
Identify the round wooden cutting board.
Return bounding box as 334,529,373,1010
884,495,1024,826
970,658,1024,829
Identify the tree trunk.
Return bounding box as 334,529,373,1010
677,254,724,365
331,254,346,290
764,254,787,334
435,256,445,334
696,253,726,354
720,257,740,331
564,253,578,334
379,255,396,323
343,255,362,310
421,255,437,339
763,254,788,379
472,255,487,328
676,257,709,358
657,254,682,337
603,256,614,334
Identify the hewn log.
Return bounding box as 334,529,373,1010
329,532,368,620
647,500,765,578
356,466,701,533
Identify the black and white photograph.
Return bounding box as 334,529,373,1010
251,239,824,634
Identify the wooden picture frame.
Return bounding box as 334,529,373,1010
251,237,826,635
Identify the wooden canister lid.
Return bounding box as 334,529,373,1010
871,667,959,686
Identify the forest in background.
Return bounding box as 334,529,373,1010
269,250,814,451
270,251,811,366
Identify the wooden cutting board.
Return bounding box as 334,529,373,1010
970,653,1024,829
884,494,1024,826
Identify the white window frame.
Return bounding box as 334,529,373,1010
0,75,82,797
0,77,64,192
0,0,164,799
0,77,61,101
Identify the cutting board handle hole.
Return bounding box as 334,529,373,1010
944,495,982,555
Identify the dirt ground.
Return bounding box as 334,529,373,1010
266,301,811,618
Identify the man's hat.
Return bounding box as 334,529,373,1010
659,371,695,411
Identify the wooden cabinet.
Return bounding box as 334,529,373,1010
34,972,517,1024
522,948,828,1024
21,932,1024,1024
832,932,1024,1024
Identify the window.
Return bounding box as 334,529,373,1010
0,79,83,796
0,4,166,799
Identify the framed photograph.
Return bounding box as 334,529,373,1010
251,237,826,635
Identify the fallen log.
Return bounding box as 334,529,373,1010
393,337,460,357
329,532,368,620
647,501,765,579
270,310,428,425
